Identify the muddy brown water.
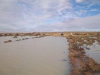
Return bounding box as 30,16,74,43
0,36,70,75
83,40,100,75
84,41,100,64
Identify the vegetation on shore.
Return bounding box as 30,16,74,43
0,32,100,75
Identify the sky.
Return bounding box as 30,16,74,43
0,0,100,32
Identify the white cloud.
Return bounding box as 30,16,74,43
0,0,73,32
89,9,98,12
75,0,84,3
32,14,100,32
76,0,100,4
0,0,100,32
91,0,100,4
75,10,87,16
62,14,100,30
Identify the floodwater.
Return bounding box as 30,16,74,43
84,41,100,64
0,36,70,75
84,40,100,75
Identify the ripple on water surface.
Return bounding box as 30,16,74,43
0,36,70,75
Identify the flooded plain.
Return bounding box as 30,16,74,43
0,36,70,75
84,41,100,64
83,40,100,75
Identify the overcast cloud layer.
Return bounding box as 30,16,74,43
0,0,100,32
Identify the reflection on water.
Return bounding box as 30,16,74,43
95,73,100,75
0,36,70,75
84,41,100,64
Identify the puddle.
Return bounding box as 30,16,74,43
84,40,100,75
0,36,70,75
95,73,100,75
84,41,100,64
